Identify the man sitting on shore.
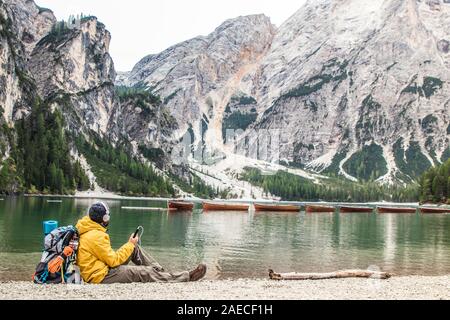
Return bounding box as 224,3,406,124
75,202,207,284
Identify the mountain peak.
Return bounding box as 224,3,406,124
214,13,273,30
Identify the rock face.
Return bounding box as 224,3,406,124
122,0,450,183
247,0,450,183
0,0,56,192
4,0,55,56
124,15,276,149
0,0,55,123
109,90,178,169
25,12,179,155
28,17,117,135
0,0,19,124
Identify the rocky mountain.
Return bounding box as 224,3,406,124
121,14,276,153
121,0,450,186
247,0,450,184
1,0,52,172
1,0,54,192
109,87,179,170
0,0,185,196
0,0,54,124
1,0,450,198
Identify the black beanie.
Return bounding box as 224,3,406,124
89,202,109,224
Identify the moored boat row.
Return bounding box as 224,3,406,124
167,199,450,214
307,205,450,214
376,206,450,214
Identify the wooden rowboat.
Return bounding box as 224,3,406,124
420,207,450,214
168,200,194,211
377,206,417,214
202,202,249,211
254,203,300,212
306,205,335,213
339,206,373,213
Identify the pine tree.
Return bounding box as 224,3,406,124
49,163,57,192
432,176,444,202
56,169,65,194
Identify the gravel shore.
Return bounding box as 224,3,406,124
1,276,449,300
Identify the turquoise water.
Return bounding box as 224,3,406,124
1,196,450,281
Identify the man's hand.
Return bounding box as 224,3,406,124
129,234,139,246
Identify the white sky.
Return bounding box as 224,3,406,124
34,0,305,71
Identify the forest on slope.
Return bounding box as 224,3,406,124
418,158,450,204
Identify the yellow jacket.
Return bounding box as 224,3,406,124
75,216,135,284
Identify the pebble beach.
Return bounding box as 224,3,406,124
1,276,449,300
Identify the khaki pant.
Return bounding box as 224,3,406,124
102,246,190,284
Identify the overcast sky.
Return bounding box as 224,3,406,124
35,0,306,71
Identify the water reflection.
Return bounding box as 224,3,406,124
383,214,396,270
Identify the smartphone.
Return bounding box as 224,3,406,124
133,228,140,238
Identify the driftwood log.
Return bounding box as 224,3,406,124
269,269,392,281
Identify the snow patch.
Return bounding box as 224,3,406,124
306,147,338,172
376,144,398,186
338,149,358,182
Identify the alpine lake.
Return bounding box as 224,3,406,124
1,196,450,281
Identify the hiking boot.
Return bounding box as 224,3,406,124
189,263,207,281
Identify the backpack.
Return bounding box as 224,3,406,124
33,226,82,284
